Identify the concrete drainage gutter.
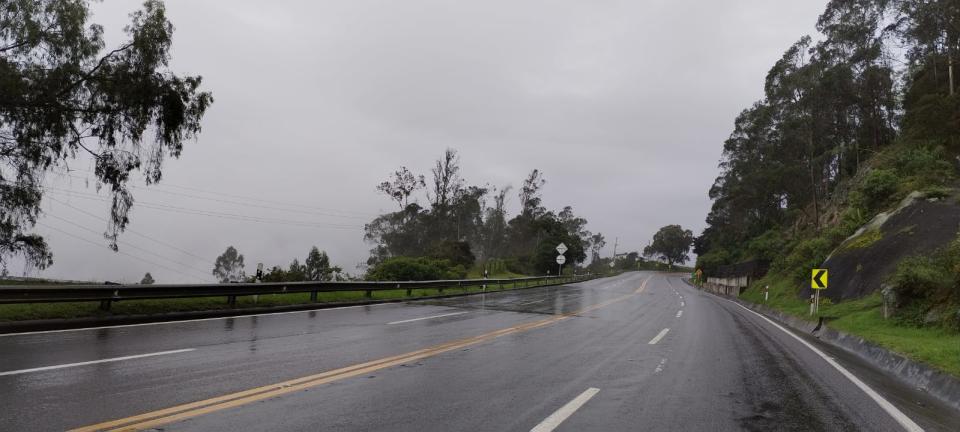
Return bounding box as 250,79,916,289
682,279,960,412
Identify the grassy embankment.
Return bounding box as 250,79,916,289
740,278,960,377
727,143,960,377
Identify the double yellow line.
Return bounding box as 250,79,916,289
73,276,652,432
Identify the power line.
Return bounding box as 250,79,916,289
44,187,364,230
47,196,211,262
43,213,215,280
63,169,378,217
36,222,215,283
57,173,370,220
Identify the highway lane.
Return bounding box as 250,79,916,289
1,272,958,431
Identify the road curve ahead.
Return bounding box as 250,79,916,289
1,272,958,431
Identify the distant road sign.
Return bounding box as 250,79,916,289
556,243,568,255
556,255,567,265
811,269,828,289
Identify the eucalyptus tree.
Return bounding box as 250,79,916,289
213,246,245,283
0,0,212,271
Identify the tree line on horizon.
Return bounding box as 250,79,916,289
210,245,343,283
363,149,601,279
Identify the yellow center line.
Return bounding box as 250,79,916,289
71,275,653,432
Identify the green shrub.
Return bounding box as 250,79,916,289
839,196,868,233
503,257,527,275
746,229,784,262
485,258,506,274
885,236,960,327
889,255,951,308
902,91,960,148
366,257,466,281
923,186,952,200
846,190,867,212
427,240,476,268
696,248,733,275
842,229,883,250
860,169,900,211
782,236,833,282
892,145,954,188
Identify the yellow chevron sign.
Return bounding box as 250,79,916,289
811,269,828,290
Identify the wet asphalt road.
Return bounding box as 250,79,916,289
1,272,958,431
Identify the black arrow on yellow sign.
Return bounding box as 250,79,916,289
811,269,828,289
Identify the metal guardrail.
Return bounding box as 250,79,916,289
0,274,594,311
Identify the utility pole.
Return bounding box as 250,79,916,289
611,237,618,260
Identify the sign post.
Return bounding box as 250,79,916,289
254,263,264,304
555,243,568,276
811,268,828,315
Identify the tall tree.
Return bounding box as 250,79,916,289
212,246,245,283
479,186,510,260
286,258,305,281
0,0,213,271
518,169,546,218
589,233,606,263
896,0,960,96
140,272,155,285
428,148,463,211
644,225,694,268
376,166,424,210
304,246,341,281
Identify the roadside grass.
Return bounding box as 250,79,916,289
740,276,812,319
825,294,960,377
0,278,549,322
465,269,527,279
740,274,960,377
839,228,883,251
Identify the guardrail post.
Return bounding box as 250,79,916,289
403,283,411,296
99,299,111,311
227,295,236,308
365,289,372,298
310,291,318,302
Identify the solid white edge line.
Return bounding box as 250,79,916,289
727,300,923,432
387,311,469,325
0,348,196,376
648,328,670,345
530,387,601,432
0,303,397,338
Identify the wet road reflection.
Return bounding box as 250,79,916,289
418,285,589,316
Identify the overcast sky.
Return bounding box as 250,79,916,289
12,0,828,283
